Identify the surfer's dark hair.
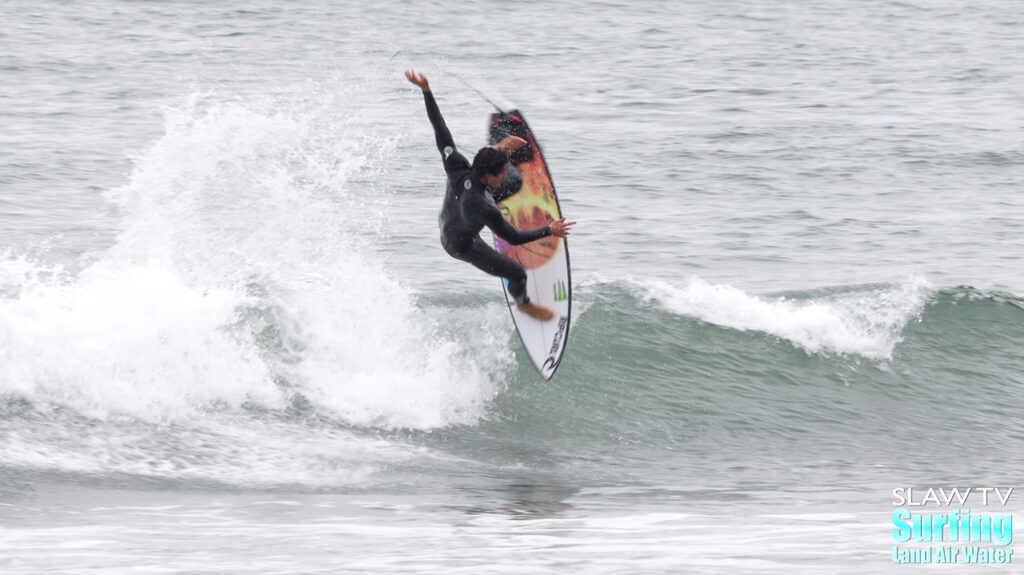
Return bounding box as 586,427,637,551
472,147,508,181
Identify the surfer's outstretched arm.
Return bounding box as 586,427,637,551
422,93,455,157
406,70,466,174
484,209,576,245
482,207,551,246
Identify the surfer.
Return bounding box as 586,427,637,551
406,70,574,322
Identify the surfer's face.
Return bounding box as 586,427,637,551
481,166,507,189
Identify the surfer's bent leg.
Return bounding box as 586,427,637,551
453,237,530,305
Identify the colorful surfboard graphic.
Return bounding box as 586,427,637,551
489,110,571,380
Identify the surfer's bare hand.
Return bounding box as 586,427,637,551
494,135,527,152
549,218,576,238
404,70,430,92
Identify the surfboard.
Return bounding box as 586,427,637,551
488,110,571,380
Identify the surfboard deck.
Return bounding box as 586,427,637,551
488,110,571,380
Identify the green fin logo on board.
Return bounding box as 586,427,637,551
553,280,568,302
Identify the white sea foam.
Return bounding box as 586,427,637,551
636,276,933,359
0,93,508,430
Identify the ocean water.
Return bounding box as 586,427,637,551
2,1,1023,573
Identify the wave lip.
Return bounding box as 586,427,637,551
636,276,933,360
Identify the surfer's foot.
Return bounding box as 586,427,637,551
517,301,555,321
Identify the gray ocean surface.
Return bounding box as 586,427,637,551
2,1,1023,573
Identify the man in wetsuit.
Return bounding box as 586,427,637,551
406,70,574,322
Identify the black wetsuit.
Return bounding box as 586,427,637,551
421,91,551,305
